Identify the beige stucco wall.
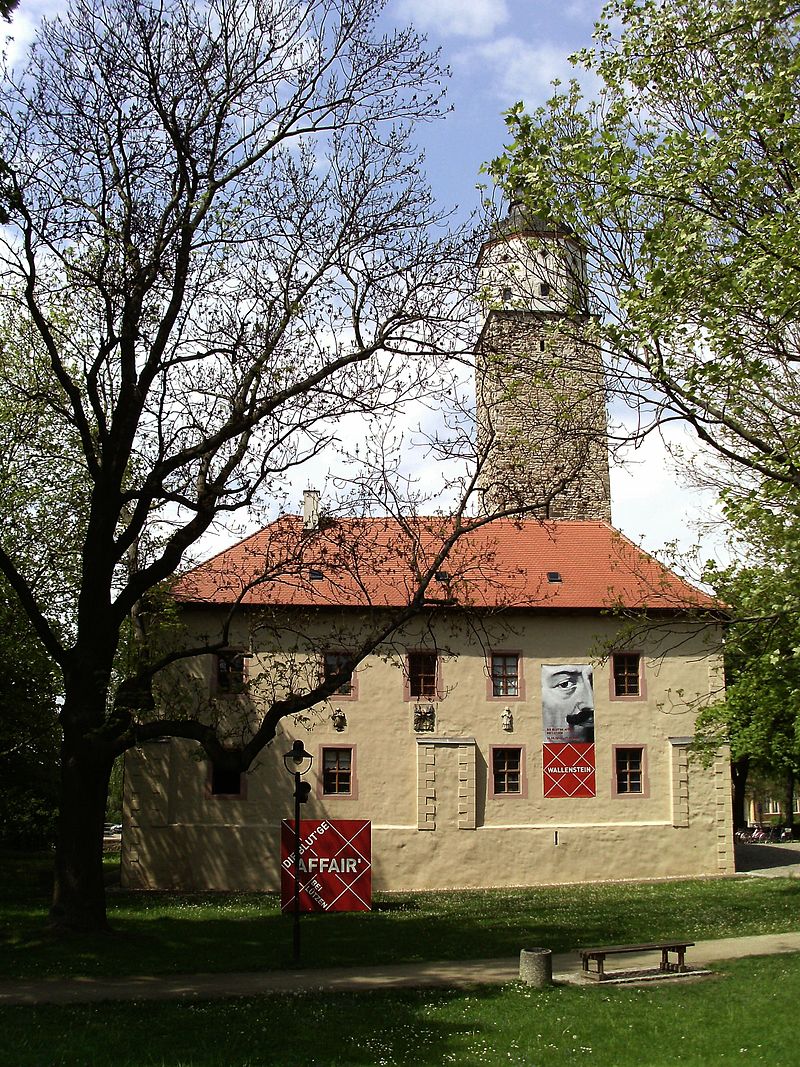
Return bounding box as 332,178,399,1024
122,609,733,891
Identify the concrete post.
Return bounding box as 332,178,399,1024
520,947,553,987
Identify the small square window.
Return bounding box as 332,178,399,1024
322,747,352,795
491,654,519,697
615,747,644,794
612,653,641,697
323,652,354,697
408,651,437,699
216,650,248,694
539,282,551,297
210,765,243,796
492,747,522,794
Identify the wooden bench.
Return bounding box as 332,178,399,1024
578,940,694,980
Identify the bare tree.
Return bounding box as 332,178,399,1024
0,0,493,932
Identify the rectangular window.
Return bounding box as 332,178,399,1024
491,653,519,697
615,747,645,794
322,747,352,795
408,651,438,699
210,765,244,797
216,650,248,694
323,652,355,697
490,746,526,797
612,653,642,698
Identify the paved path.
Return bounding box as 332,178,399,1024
2,932,800,1006
735,840,800,877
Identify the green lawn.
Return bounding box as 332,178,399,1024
2,851,800,980
0,953,795,1066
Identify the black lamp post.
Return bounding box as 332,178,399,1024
283,739,313,964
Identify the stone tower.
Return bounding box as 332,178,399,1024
474,205,612,522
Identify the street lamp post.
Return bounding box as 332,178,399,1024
283,739,313,964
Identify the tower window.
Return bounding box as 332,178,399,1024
539,339,546,352
539,283,551,297
501,286,512,302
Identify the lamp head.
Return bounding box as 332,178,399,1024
283,739,313,776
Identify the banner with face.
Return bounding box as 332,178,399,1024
541,664,595,743
542,664,596,798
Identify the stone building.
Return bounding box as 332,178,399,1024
121,514,732,893
120,206,733,895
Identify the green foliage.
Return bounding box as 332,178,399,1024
489,0,800,503
695,487,800,775
0,582,61,848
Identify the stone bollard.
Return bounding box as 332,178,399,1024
519,947,553,987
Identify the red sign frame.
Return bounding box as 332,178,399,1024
543,742,596,798
281,818,372,912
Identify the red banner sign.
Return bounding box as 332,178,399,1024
281,819,372,912
543,742,596,798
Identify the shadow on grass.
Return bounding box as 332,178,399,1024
1,986,486,1067
4,849,800,982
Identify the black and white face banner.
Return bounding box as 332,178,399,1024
541,664,595,743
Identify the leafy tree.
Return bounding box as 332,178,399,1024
697,493,800,829
0,578,61,848
0,0,492,933
488,0,800,508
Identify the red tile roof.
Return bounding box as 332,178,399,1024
173,517,718,613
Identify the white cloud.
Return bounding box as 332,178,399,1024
457,35,598,104
610,423,729,565
394,0,509,39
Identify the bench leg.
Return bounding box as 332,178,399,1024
581,955,605,980
660,948,689,973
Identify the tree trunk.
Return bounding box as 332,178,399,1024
50,734,114,933
731,755,749,831
785,768,795,835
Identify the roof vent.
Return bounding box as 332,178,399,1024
434,571,451,582
547,571,562,583
309,568,324,581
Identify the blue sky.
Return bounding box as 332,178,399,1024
6,0,726,566
387,0,601,219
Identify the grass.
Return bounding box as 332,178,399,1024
2,850,800,979
0,953,796,1066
